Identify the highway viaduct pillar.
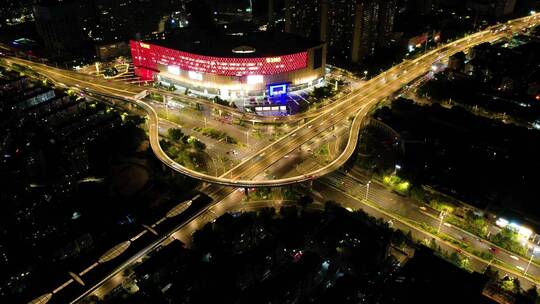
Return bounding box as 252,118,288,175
244,187,249,198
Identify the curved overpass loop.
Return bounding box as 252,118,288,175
3,13,539,188
136,13,540,187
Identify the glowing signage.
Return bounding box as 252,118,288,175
496,218,509,228
269,83,288,96
255,106,287,112
266,57,281,63
130,40,308,78
188,71,203,80
247,75,263,85
167,65,180,75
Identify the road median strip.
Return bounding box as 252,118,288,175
320,180,540,286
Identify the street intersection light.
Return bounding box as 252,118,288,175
524,246,540,275
437,210,448,234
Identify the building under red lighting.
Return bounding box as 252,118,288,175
130,30,326,105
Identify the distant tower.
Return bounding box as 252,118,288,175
377,0,397,48
286,0,397,64
413,0,440,15
285,0,323,40
494,0,516,16
268,0,275,28
32,0,90,56
320,0,328,43
350,0,396,63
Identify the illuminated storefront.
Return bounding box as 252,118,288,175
129,35,326,104
130,41,309,77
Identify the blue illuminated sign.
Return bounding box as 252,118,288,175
268,83,288,97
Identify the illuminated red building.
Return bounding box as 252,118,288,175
130,30,326,102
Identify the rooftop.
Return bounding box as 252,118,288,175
146,28,323,58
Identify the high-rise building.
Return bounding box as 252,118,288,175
91,0,172,42
376,0,397,49
32,0,92,56
284,0,323,40
285,0,397,63
466,0,516,17
33,0,181,58
494,0,516,16
351,1,379,63
331,0,397,63
206,0,253,24
410,0,440,15
325,0,357,62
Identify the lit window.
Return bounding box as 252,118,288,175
247,75,263,84
167,65,180,75
188,71,203,80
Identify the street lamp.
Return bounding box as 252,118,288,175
365,181,371,200
437,210,447,234
524,246,540,275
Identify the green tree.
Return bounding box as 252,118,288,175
429,237,437,250
324,200,341,213
459,257,470,270
464,210,488,238
522,287,539,303
225,135,238,144
410,186,426,203
484,266,499,282
492,228,526,256
297,195,313,210
125,115,145,126
160,139,172,151
391,230,407,247
449,251,461,265
406,230,414,243
168,128,184,141
310,85,334,101
193,139,206,150
501,278,516,293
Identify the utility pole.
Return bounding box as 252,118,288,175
165,97,169,119
524,248,539,275
365,181,371,200
437,211,447,234
525,253,534,275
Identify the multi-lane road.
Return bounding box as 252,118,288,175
4,13,540,188
5,13,539,303
318,170,540,286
